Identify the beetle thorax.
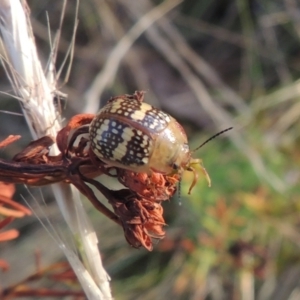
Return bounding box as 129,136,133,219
148,117,191,174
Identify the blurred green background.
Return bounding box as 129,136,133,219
0,0,300,299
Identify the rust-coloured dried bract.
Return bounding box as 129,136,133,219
0,180,32,271
118,169,179,201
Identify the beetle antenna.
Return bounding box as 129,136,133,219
192,127,233,152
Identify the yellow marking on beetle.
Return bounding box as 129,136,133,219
129,103,152,120
96,124,108,136
112,142,129,160
110,127,136,161
130,109,148,121
142,157,149,164
108,98,123,113
121,127,135,141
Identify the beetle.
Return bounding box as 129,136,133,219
89,91,230,193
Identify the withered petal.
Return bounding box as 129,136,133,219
0,135,21,148
13,136,54,163
56,114,94,153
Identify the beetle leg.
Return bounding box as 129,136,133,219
186,166,198,194
187,159,211,193
200,163,211,188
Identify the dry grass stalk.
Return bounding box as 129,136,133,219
0,0,112,298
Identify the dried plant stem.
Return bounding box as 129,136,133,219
0,0,112,298
240,269,255,300
84,0,183,113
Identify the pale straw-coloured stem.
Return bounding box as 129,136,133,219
83,0,183,113
0,0,112,298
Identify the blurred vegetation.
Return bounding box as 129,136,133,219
1,0,300,299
